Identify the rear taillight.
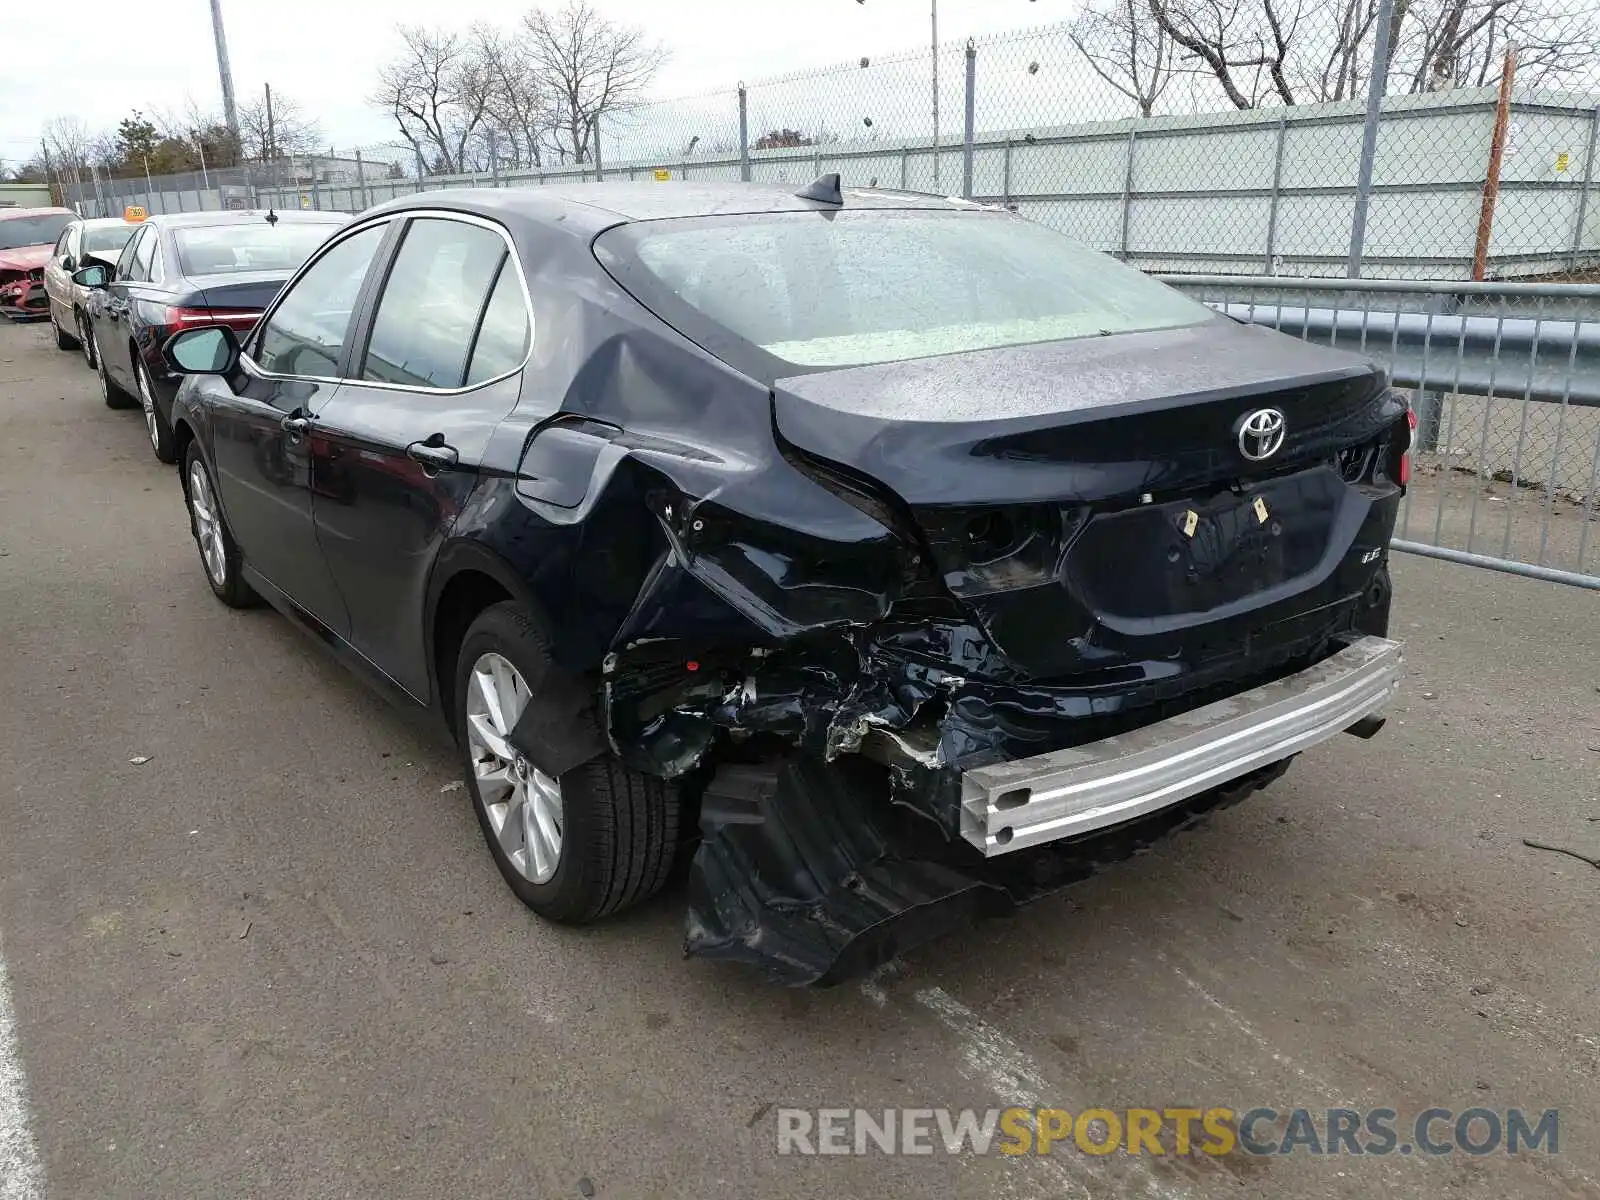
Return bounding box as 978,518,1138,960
1400,407,1417,486
163,306,260,334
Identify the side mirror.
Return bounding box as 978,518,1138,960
61,255,77,272
164,325,241,376
72,264,109,288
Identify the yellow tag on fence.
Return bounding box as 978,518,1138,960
653,169,672,182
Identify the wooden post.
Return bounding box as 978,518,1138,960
1471,47,1518,281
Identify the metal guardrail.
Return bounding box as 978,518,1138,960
1164,275,1600,589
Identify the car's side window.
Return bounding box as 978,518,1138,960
464,261,531,386
253,223,387,379
114,227,144,281
53,229,72,259
67,227,82,263
361,218,511,390
127,227,156,282
147,234,165,284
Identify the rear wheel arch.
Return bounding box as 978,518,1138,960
427,543,556,728
172,418,197,483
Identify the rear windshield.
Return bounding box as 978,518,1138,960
83,224,137,255
596,208,1211,372
174,222,338,276
0,214,73,251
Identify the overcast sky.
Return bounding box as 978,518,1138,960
1,0,1076,165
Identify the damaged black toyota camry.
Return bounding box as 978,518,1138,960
161,179,1408,984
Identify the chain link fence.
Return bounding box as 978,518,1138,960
59,20,1600,282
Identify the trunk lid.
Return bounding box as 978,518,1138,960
773,318,1407,679
188,269,292,313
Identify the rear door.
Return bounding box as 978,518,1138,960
207,221,393,635
310,214,532,700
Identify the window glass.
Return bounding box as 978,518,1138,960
174,221,338,276
362,218,508,389
53,228,72,257
83,224,137,257
464,263,531,385
601,210,1212,370
253,224,386,378
128,227,156,282
0,214,72,251
115,227,144,280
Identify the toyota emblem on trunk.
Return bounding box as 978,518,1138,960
1237,408,1287,461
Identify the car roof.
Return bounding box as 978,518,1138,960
76,216,137,229
363,182,980,238
0,207,75,221
143,210,349,230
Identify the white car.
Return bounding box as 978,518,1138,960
42,216,139,366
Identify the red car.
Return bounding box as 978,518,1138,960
0,207,76,320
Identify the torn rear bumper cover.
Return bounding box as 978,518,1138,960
685,636,1402,984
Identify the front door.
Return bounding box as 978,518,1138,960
312,215,532,700
209,222,392,636
43,225,77,325
90,224,151,387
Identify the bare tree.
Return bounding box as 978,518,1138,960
1071,0,1179,115
372,24,492,174
1140,0,1594,109
234,93,324,162
521,1,664,164
1401,0,1596,90
42,116,95,178
1144,0,1304,107
474,23,548,169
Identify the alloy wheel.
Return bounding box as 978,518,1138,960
465,652,563,884
186,458,228,587
137,363,159,451
95,338,110,400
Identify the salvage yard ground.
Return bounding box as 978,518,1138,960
0,317,1598,1199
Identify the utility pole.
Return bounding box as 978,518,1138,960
210,0,241,142
1346,0,1397,277
265,83,278,194
931,0,940,190
39,139,58,208
194,132,211,190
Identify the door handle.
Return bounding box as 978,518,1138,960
406,438,459,474
281,414,312,436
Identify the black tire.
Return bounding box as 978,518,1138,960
51,308,76,351
137,358,177,464
78,312,97,368
96,332,135,410
182,442,256,608
454,601,681,924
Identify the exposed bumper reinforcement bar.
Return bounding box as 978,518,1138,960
960,635,1404,856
